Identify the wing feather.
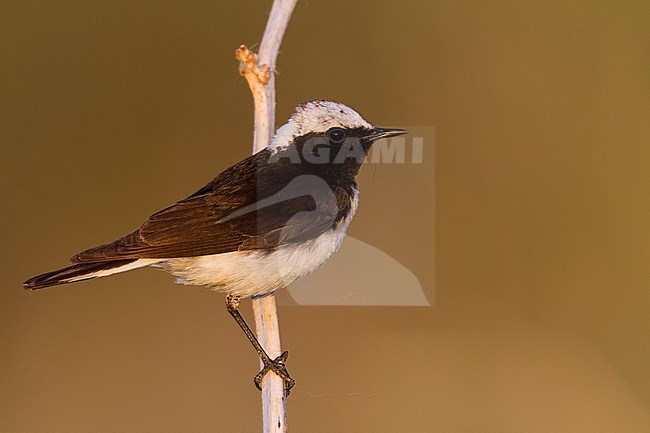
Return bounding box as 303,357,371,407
71,150,352,263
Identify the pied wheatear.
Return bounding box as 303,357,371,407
24,100,407,392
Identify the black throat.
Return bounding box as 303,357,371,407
265,127,373,190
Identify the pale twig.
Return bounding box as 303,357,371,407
234,1,298,432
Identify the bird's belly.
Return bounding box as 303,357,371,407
161,221,350,298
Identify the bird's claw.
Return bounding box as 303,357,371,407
254,351,295,395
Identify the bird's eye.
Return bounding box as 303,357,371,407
327,128,346,143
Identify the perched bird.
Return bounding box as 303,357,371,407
24,100,406,392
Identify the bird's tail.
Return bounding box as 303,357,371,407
23,259,147,290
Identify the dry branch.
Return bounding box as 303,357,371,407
235,0,298,432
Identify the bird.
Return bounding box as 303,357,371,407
23,100,407,393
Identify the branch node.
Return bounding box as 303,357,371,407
236,44,271,86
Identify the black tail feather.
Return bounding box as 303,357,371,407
23,259,137,290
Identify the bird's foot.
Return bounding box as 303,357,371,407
254,351,295,395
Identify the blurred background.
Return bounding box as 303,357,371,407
1,1,649,432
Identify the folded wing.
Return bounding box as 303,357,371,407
71,150,352,263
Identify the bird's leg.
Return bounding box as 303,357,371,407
225,295,295,394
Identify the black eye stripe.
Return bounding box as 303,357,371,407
327,128,346,143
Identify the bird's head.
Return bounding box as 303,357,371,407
269,100,407,163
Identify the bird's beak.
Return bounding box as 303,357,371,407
365,127,408,142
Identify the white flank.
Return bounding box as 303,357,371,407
161,189,359,298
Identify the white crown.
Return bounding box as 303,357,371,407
269,100,373,151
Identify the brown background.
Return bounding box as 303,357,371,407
1,1,649,432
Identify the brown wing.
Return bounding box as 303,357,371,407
71,150,353,263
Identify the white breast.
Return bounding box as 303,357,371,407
161,189,359,298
